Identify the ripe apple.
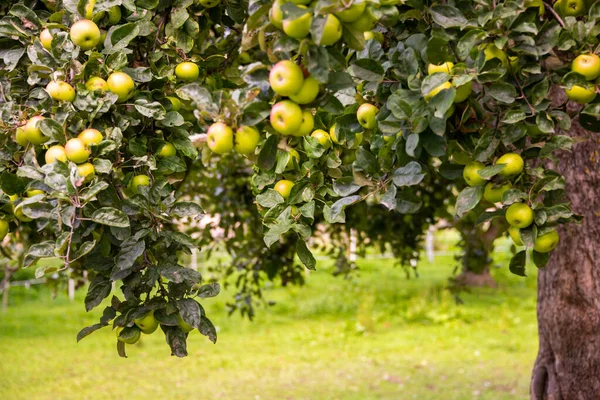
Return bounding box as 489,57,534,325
428,62,454,74
335,1,366,22
77,162,95,182
286,148,300,170
175,62,200,81
199,0,221,7
505,202,534,228
534,230,560,253
234,126,260,155
270,100,303,136
269,0,286,29
158,142,177,158
65,138,90,164
207,122,234,153
565,84,597,104
316,14,342,46
483,44,508,66
85,76,108,91
269,60,304,96
129,174,150,194
15,127,28,147
69,19,101,50
295,110,314,137
115,326,141,344
107,6,122,24
496,153,524,176
311,129,331,149
46,80,76,102
23,116,49,145
483,182,511,203
453,81,472,103
349,7,376,32
40,28,53,50
424,81,452,102
177,314,194,333
78,128,103,146
274,180,294,199
357,103,378,129
0,219,9,241
571,54,600,80
166,96,181,111
134,310,159,334
107,71,135,102
364,31,384,44
508,226,523,246
463,161,487,186
289,76,320,104
45,145,67,164
283,6,312,39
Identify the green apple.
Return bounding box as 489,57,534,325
107,71,135,102
115,326,141,344
383,130,402,143
65,138,90,164
239,51,251,64
274,180,294,199
496,153,524,176
270,100,303,136
70,19,101,50
505,202,534,228
508,226,523,246
335,1,366,22
199,0,221,7
289,76,319,104
234,126,260,155
269,60,304,96
207,122,234,154
316,14,342,46
107,6,122,24
453,81,472,103
311,129,331,149
23,116,48,145
129,174,150,194
286,148,300,170
46,80,76,102
78,128,103,146
463,161,487,186
572,54,600,80
158,142,177,157
483,43,508,66
294,110,314,137
424,81,452,102
554,0,586,16
166,96,181,111
45,145,67,164
565,84,597,104
15,127,28,147
40,28,53,50
364,31,384,44
269,0,286,29
13,202,33,222
349,7,376,32
534,230,560,253
357,103,378,129
175,62,200,81
77,162,95,182
85,76,108,91
134,310,160,334
0,219,8,241
483,182,511,203
428,62,454,74
177,314,194,333
525,0,545,14
26,189,44,197
283,6,312,39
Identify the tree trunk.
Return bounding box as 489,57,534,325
531,105,600,398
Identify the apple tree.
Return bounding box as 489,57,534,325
1,0,599,397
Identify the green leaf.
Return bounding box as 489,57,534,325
170,202,204,218
329,195,362,223
177,298,202,328
429,5,468,28
456,186,483,217
91,207,130,228
392,161,425,187
257,135,279,171
349,59,384,82
509,251,527,277
296,240,316,270
487,82,517,104
23,241,55,268
195,283,220,298
85,275,112,312
134,99,166,120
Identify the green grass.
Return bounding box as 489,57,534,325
0,248,538,400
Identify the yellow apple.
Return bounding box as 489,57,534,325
69,19,101,50
311,129,331,149
286,148,300,170
274,180,294,199
283,6,312,39
571,54,600,80
534,230,560,253
496,153,524,176
424,81,452,102
85,76,108,91
45,145,67,164
46,80,76,102
483,182,511,203
357,103,378,129
175,62,200,82
234,126,260,155
77,163,95,182
428,62,454,74
463,161,487,186
508,226,523,246
129,174,150,194
270,100,303,136
207,122,234,154
107,71,135,102
40,28,53,50
65,138,90,164
294,110,314,137
565,84,597,104
23,116,48,145
316,14,342,46
158,142,177,157
15,127,28,147
0,219,9,241
335,1,366,22
289,76,320,104
505,202,534,228
78,128,103,146
269,60,304,96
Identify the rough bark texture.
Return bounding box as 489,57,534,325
531,100,600,399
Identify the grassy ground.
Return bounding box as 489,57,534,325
0,246,538,400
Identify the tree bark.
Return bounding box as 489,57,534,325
531,106,600,399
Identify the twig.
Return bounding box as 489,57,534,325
513,72,536,116
544,2,565,28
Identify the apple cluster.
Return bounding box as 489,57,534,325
115,310,195,345
565,54,600,104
